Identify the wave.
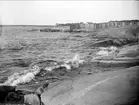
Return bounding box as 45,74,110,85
0,38,27,51
1,46,118,86
1,54,84,86
45,53,84,71
2,65,40,86
95,46,118,57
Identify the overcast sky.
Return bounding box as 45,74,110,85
0,1,139,25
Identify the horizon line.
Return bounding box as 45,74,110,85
1,19,139,26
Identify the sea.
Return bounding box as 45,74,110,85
0,27,99,87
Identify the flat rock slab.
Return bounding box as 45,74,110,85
117,44,139,57
90,39,122,47
91,44,139,68
41,66,139,105
91,58,139,68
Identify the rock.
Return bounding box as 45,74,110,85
90,59,100,67
89,26,139,47
98,60,112,68
91,57,139,68
0,85,24,103
117,44,139,57
16,81,49,94
90,38,124,48
17,82,49,105
91,39,114,47
0,82,49,104
114,57,135,61
42,79,73,105
91,44,139,68
93,55,115,60
111,59,139,68
41,66,139,105
97,25,139,41
24,94,40,105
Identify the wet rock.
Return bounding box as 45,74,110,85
5,91,24,103
93,55,115,60
91,57,139,68
91,39,123,47
98,60,112,68
0,82,49,104
111,59,139,68
91,44,139,68
41,66,139,105
90,60,100,67
24,94,40,105
117,44,139,58
0,85,24,103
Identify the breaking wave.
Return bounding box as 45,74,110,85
2,65,40,86
1,44,119,86
96,46,118,56
1,54,84,86
45,53,84,71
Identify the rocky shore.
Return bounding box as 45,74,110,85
38,42,139,105
40,26,139,105
0,25,139,105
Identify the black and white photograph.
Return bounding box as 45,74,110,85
0,0,139,105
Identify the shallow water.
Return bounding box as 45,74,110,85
0,27,97,85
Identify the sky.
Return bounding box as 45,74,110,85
0,1,139,25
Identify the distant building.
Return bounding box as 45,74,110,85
89,22,95,30
131,20,138,25
79,22,85,28
137,21,139,25
70,23,80,32
84,23,89,31
101,23,107,29
84,22,95,31
69,20,139,32
0,20,1,33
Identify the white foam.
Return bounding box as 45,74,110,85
45,66,56,71
2,54,85,86
110,46,117,51
97,46,118,56
61,64,71,70
3,65,40,86
65,53,84,68
96,50,109,56
44,54,84,72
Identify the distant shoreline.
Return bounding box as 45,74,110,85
1,19,139,26
0,25,55,27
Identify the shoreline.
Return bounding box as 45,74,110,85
0,25,139,104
